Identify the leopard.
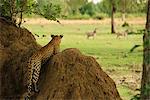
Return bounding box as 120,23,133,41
24,34,63,100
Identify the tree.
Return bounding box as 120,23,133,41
65,0,87,15
0,0,62,26
35,1,61,22
121,0,126,22
79,2,95,16
96,0,112,15
97,0,146,16
141,0,150,99
111,0,116,34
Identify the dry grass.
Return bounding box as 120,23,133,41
24,17,146,25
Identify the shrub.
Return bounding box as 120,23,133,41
93,13,108,20
122,22,129,27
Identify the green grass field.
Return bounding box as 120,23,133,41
24,19,144,100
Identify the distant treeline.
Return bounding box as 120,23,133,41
0,0,147,24
52,0,147,19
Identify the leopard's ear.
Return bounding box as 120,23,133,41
51,34,54,38
60,35,63,38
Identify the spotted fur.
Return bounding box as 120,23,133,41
25,35,63,100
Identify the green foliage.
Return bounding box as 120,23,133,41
25,0,37,15
79,2,96,16
0,0,8,16
96,0,112,15
143,83,150,97
65,0,87,15
0,0,62,25
0,0,35,19
0,0,16,19
125,0,146,13
96,0,146,16
127,29,145,35
35,2,61,21
13,0,145,20
27,0,62,21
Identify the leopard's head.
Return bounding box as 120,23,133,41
51,34,63,44
51,35,63,38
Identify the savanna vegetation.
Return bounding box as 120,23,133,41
0,0,149,100
23,18,144,100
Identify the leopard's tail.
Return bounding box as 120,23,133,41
25,60,33,100
24,83,32,100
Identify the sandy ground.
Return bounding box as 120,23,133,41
24,17,146,25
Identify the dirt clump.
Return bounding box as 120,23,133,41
36,48,121,100
0,17,41,99
0,18,121,100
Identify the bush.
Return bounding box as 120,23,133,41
93,15,104,20
79,2,96,17
122,22,129,27
127,29,145,35
92,13,108,20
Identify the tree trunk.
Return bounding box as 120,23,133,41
122,0,126,22
10,0,17,24
141,0,150,99
122,13,126,23
111,0,115,34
